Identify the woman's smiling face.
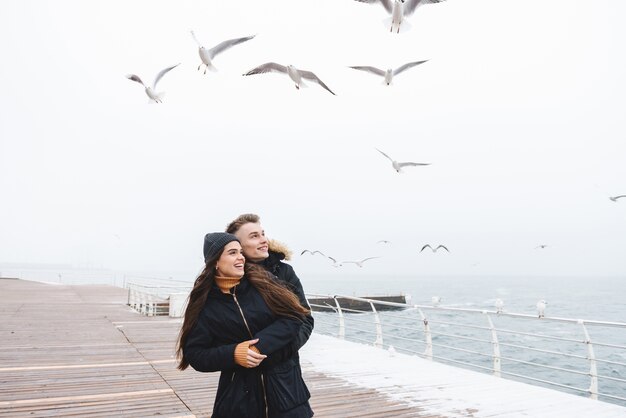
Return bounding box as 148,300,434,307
216,241,245,277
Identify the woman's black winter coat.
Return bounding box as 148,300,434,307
184,277,314,418
259,250,314,365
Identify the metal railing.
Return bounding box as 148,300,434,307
307,293,626,407
122,275,192,288
126,282,191,316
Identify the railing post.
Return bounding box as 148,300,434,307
130,287,137,309
147,294,154,317
417,308,433,360
486,314,501,377
579,320,598,399
140,292,147,315
370,301,383,348
134,289,140,311
333,296,345,340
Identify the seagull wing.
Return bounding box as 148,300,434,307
354,0,393,14
126,74,145,87
243,62,288,76
393,60,428,76
397,162,430,167
404,0,447,16
327,256,337,263
152,63,180,90
208,35,255,59
612,195,626,200
436,245,449,252
299,70,336,95
190,30,202,47
376,148,394,162
349,66,386,77
301,250,312,255
360,256,380,263
420,244,432,252
313,250,326,257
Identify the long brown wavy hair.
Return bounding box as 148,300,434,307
176,249,309,370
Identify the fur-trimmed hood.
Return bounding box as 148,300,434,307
268,239,292,261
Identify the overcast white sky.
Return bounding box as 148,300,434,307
1,0,625,280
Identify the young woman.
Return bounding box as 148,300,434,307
176,232,314,418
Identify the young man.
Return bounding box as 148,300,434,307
226,214,313,362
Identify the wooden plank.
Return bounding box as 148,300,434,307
0,359,174,372
0,389,174,407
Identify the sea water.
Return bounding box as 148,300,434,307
304,274,626,407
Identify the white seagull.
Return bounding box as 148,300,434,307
354,0,448,34
420,244,449,253
243,63,336,95
376,148,430,173
349,60,428,85
431,296,442,306
190,31,255,74
609,195,626,202
534,245,548,250
495,298,504,314
536,300,547,318
377,240,392,245
341,257,380,267
126,63,180,103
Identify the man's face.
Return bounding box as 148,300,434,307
234,222,269,262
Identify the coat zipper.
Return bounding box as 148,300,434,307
232,289,269,418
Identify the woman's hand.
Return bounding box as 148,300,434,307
242,338,267,368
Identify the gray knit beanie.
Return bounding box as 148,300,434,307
203,232,239,262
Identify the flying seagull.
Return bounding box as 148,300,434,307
609,195,626,202
126,63,180,103
420,244,449,253
190,31,255,74
341,256,380,267
534,245,548,250
536,300,547,318
376,148,430,173
377,240,392,245
349,60,428,85
354,0,448,33
243,63,336,95
301,249,326,257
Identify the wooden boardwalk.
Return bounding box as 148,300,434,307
0,279,435,417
